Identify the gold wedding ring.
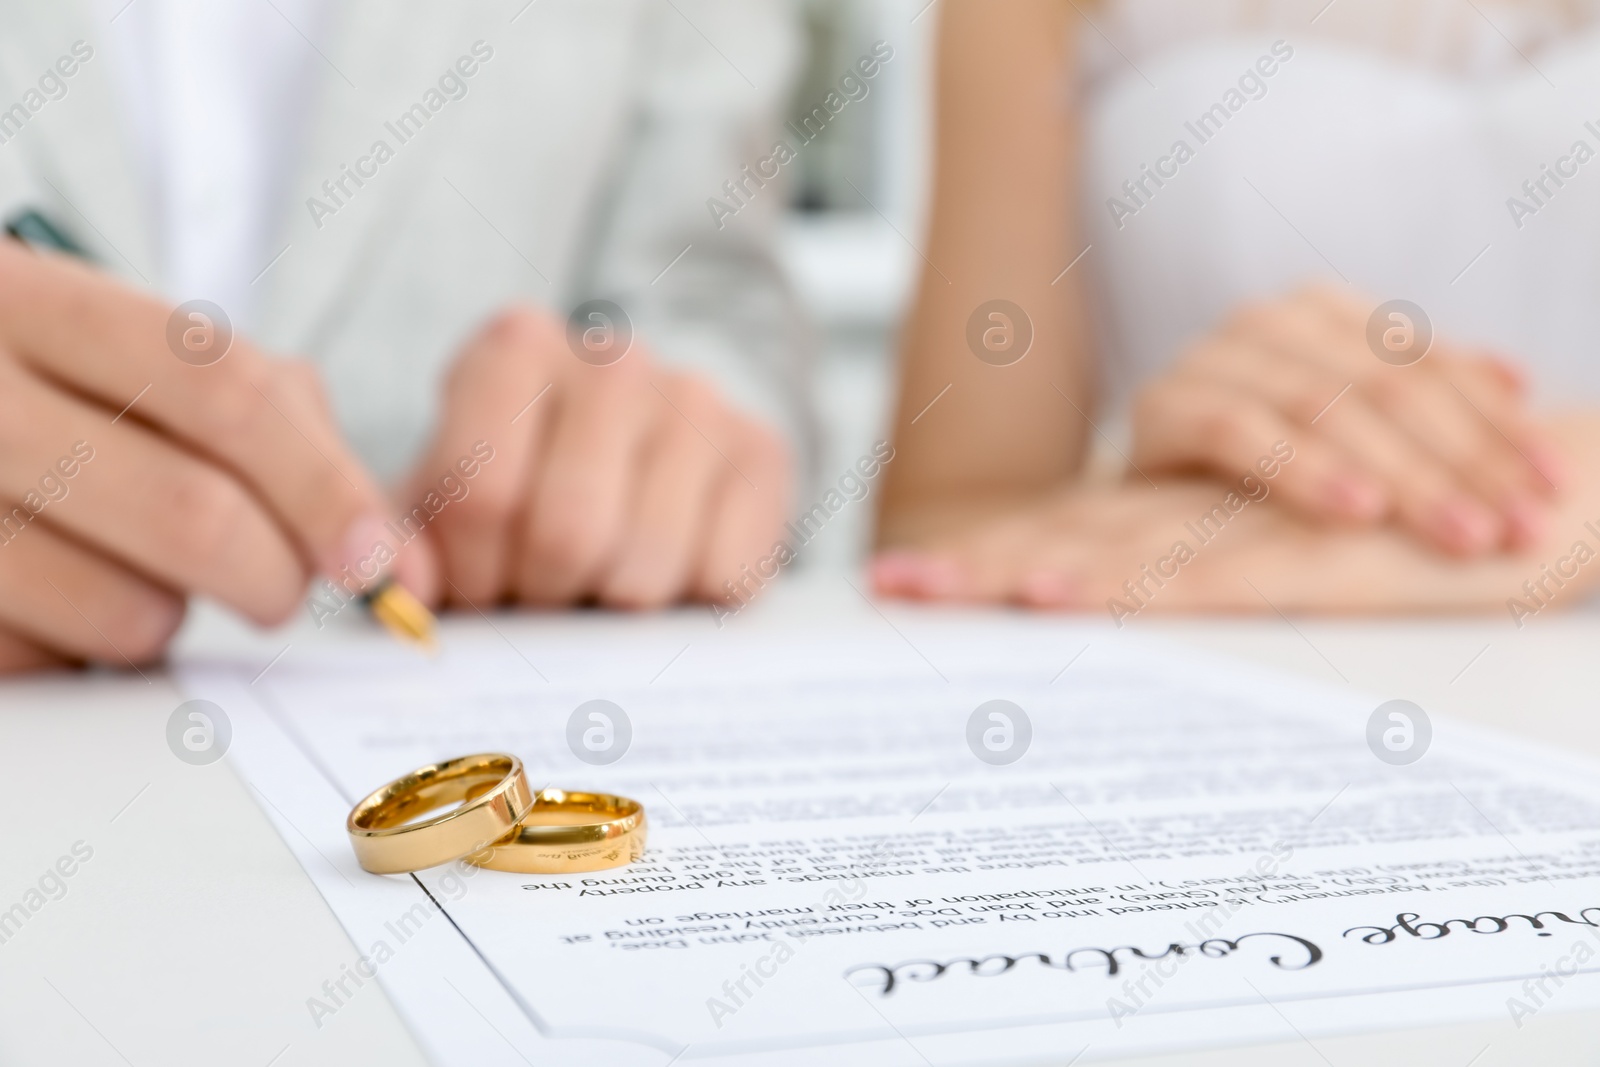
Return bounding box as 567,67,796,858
466,788,647,874
347,753,535,874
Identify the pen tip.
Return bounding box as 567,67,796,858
366,580,439,651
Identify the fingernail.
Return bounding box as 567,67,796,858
870,552,925,594
1326,475,1386,521
871,552,961,598
1503,493,1547,551
1430,496,1499,554
908,558,962,599
327,514,397,593
1020,570,1076,608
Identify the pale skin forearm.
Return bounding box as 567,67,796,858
877,0,1093,547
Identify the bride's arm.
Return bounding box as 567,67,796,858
876,0,1092,549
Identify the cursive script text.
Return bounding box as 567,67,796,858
844,931,1323,996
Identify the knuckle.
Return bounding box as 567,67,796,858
528,489,612,573
660,373,722,425
189,365,262,442
445,475,520,530
1222,300,1276,338
240,358,336,435
269,357,330,410
1275,301,1324,342
455,307,559,387
1285,381,1335,425
1297,280,1344,305
158,469,252,568
1294,280,1358,321
1364,372,1415,411
582,344,649,392
482,305,560,355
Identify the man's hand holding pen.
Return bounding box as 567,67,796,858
0,239,420,671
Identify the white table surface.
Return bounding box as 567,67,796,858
2,573,1597,1067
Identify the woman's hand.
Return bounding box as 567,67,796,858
401,308,791,610
872,414,1600,616
1130,285,1566,556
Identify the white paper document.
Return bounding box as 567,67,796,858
183,613,1600,1065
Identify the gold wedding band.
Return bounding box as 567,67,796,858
347,753,535,874
466,788,647,874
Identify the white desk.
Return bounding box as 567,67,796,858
2,576,1597,1066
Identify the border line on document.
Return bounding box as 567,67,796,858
254,686,358,806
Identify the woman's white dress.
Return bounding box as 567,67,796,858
1082,0,1600,413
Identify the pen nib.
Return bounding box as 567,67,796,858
365,579,438,651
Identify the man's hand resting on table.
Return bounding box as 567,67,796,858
398,308,791,611
872,414,1600,620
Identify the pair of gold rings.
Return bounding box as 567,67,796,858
346,753,646,876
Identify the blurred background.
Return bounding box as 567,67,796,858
775,0,932,568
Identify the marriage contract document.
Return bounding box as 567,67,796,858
183,611,1600,1065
